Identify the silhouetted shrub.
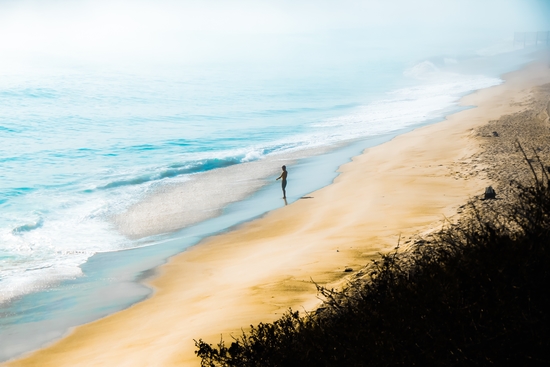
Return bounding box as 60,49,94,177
195,152,550,366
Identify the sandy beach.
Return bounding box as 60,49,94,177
5,52,550,367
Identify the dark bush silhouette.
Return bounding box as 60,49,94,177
195,152,550,367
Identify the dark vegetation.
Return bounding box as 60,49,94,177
195,150,550,366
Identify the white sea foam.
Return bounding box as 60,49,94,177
0,198,128,303
403,60,441,79
309,69,500,145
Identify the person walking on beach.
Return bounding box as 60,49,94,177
276,165,288,199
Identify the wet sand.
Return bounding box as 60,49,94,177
6,52,550,367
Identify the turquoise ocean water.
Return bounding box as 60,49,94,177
0,33,535,360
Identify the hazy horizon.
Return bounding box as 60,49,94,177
0,0,548,72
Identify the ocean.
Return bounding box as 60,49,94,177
0,36,533,360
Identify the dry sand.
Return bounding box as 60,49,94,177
6,52,550,367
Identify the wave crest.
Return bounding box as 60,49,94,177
403,61,440,80
12,217,44,235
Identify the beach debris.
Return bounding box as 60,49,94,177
344,267,353,272
484,186,496,199
492,131,499,137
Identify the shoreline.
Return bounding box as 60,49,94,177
5,52,550,367
0,125,453,363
